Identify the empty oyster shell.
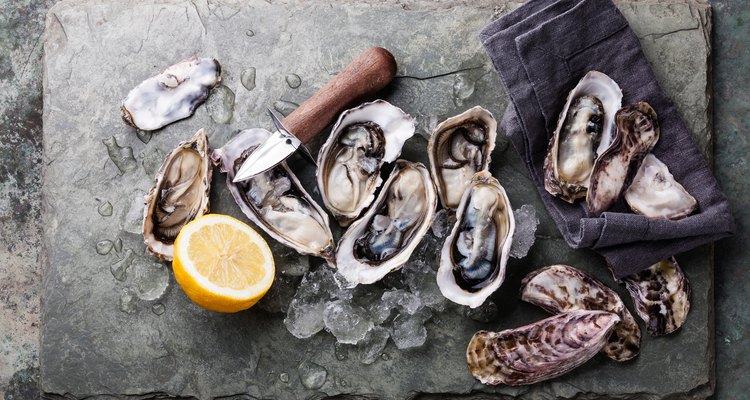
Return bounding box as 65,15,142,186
624,154,697,219
317,100,415,226
520,265,641,362
143,129,212,260
427,106,497,209
587,102,660,215
544,71,622,203
336,160,437,284
212,129,335,263
622,258,690,336
122,56,221,131
467,310,620,386
436,171,515,308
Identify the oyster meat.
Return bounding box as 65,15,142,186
336,160,437,284
520,265,641,362
317,100,415,226
467,310,620,386
544,71,622,203
143,129,212,260
122,56,221,131
427,106,497,209
624,154,697,219
212,129,335,263
436,171,515,308
622,258,690,336
587,102,660,215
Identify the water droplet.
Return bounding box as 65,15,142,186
206,85,235,124
273,100,298,117
98,201,113,217
110,249,135,281
136,129,152,144
298,360,327,390
96,240,114,255
102,136,138,174
334,342,349,361
279,372,289,383
241,67,257,91
119,290,137,314
285,73,301,89
141,147,166,178
114,237,123,253
452,73,476,105
122,190,146,234
152,303,166,315
381,353,390,361
245,29,255,37
130,257,170,301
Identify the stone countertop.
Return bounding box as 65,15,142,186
1,0,748,398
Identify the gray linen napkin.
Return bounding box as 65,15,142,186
480,0,735,278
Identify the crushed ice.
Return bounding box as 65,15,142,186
510,204,539,259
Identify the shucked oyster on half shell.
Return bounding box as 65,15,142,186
622,258,690,336
467,310,620,386
212,129,335,263
520,265,641,362
336,160,437,284
143,129,212,260
317,100,415,226
544,71,622,203
122,56,221,131
436,171,515,308
624,154,697,219
587,102,660,215
427,106,497,209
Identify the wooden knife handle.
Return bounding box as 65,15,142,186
282,47,397,144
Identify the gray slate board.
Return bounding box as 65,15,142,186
41,0,714,398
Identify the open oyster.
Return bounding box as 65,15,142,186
212,129,335,263
436,171,515,308
122,56,221,131
520,265,641,362
587,102,660,215
544,71,622,203
624,154,697,219
317,100,415,226
336,160,437,284
143,129,212,260
622,258,690,336
427,106,497,209
467,310,620,386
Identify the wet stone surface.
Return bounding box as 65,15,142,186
38,0,718,399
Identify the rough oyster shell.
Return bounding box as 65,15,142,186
587,102,660,215
467,310,620,386
212,129,335,263
624,154,697,219
427,106,497,209
122,56,221,131
336,160,437,284
143,129,212,260
520,265,641,362
316,100,415,226
544,71,622,203
436,171,515,308
622,258,690,336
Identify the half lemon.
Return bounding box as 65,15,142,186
173,214,274,312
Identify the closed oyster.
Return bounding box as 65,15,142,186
467,310,620,386
587,102,660,215
427,106,497,209
544,71,622,203
624,154,697,219
122,56,221,131
317,100,415,226
622,258,690,336
520,265,641,362
143,129,212,260
436,171,515,308
212,129,335,263
336,160,437,284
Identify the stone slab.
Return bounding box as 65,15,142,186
41,0,714,398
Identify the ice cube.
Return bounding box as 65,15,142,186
464,300,499,323
121,190,147,234
368,289,421,325
390,307,432,349
359,326,390,364
323,299,374,345
298,360,327,390
430,208,456,238
284,298,326,339
404,262,447,312
510,204,539,259
129,256,169,301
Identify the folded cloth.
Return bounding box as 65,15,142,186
480,0,735,278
